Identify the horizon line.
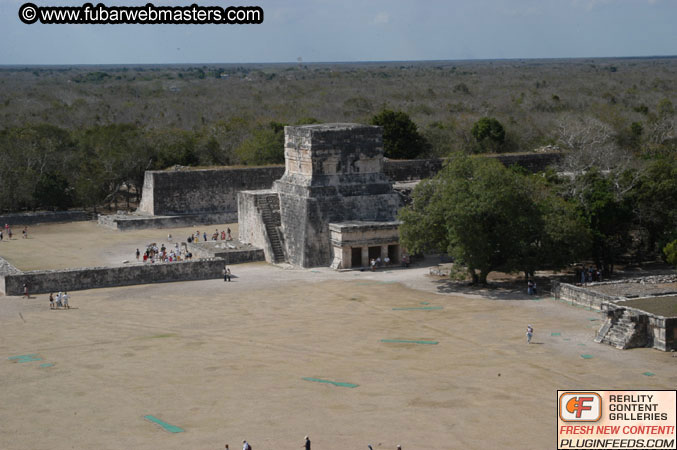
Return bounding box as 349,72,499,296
1,54,677,68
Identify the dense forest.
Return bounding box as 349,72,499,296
0,58,675,219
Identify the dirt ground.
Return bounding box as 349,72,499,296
1,259,676,450
0,221,239,270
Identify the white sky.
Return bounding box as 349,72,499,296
0,0,675,65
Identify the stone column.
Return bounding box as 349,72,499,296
381,245,388,261
361,246,369,267
342,246,351,269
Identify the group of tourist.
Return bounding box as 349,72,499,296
136,242,192,263
48,291,71,309
224,438,402,450
369,255,391,271
576,266,602,284
187,228,233,243
1,224,29,241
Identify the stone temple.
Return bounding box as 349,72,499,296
238,123,402,269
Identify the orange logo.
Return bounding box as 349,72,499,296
559,392,602,422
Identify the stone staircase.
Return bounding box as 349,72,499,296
256,194,286,264
595,309,647,349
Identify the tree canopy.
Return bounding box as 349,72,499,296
470,117,506,153
371,109,430,159
399,155,589,283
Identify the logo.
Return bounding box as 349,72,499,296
559,392,602,422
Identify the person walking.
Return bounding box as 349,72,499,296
223,266,228,282
226,267,231,282
49,293,55,309
526,324,534,344
135,248,140,261
242,440,251,450
303,436,311,450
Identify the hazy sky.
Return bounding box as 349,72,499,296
1,0,675,65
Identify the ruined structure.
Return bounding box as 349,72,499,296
552,276,677,351
239,123,402,268
99,147,562,230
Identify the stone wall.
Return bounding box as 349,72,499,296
237,190,278,263
133,153,562,220
555,281,676,351
382,152,562,182
551,281,620,311
98,212,237,231
185,241,264,264
599,301,677,351
0,211,91,226
484,152,562,172
137,166,285,216
2,259,227,296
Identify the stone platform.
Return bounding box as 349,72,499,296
98,212,237,231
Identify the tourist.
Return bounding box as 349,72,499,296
526,324,534,344
376,256,381,267
136,248,140,261
226,267,231,282
56,292,63,308
62,292,70,309
527,279,534,295
223,266,228,282
304,435,311,450
384,255,390,266
227,227,232,241
243,440,251,450
22,226,28,239
167,233,172,242
203,232,207,241
580,267,586,285
8,227,12,239
49,293,54,309
23,283,28,299
221,230,226,240
370,258,376,271
0,229,3,241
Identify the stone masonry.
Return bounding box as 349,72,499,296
273,124,400,267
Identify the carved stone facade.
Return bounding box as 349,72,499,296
239,123,403,268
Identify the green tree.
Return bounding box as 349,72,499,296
573,168,634,275
371,109,430,159
235,123,285,165
629,156,677,255
400,156,589,283
664,240,677,267
33,172,74,210
470,117,506,153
